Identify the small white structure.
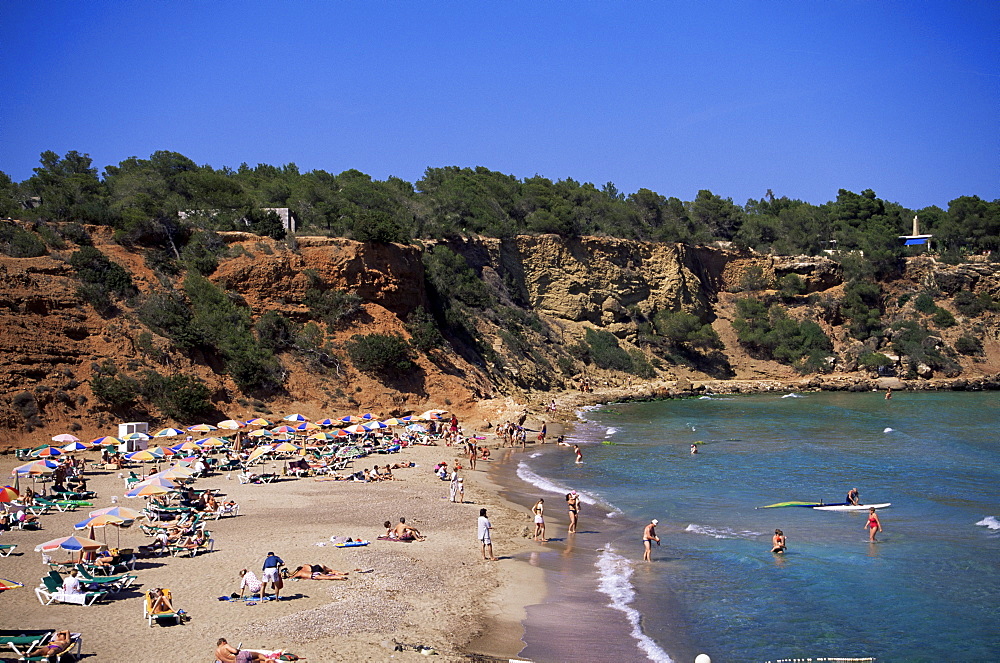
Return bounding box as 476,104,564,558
117,422,149,453
900,215,932,246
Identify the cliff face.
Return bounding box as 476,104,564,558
1,227,998,450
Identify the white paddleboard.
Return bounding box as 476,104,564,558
813,503,891,511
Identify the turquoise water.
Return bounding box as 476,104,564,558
522,391,1000,662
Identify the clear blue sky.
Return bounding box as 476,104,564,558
2,1,997,209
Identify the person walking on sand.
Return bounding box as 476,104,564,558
865,507,883,542
643,519,660,561
449,469,461,503
574,444,583,464
566,491,581,534
261,551,285,600
532,499,548,541
478,508,498,561
771,529,787,553
456,477,465,504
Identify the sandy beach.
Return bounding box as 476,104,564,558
0,432,559,663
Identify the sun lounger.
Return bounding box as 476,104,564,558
169,532,214,557
0,630,54,658
74,565,136,592
214,502,240,518
144,588,182,627
0,544,17,557
35,574,107,606
17,631,82,662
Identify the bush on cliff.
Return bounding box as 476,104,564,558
0,223,47,257
733,298,833,372
347,333,413,374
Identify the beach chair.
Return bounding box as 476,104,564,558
32,496,76,512
0,630,54,658
0,544,16,557
17,631,82,662
214,502,240,518
169,532,214,557
74,564,136,592
35,574,106,606
144,588,182,627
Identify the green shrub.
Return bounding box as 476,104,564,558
931,307,956,328
353,210,408,243
732,298,833,372
255,311,298,351
0,223,46,257
138,371,212,420
346,333,413,374
556,356,575,375
406,307,443,352
859,352,894,371
890,320,960,374
423,245,493,308
180,230,227,275
68,246,136,298
841,281,883,340
628,349,657,378
585,328,633,372
914,293,937,314
90,373,138,408
954,335,982,355
738,265,769,292
138,292,202,349
60,223,92,246
653,310,722,350
303,283,362,327
953,291,997,317
777,273,806,299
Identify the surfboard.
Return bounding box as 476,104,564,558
813,503,891,511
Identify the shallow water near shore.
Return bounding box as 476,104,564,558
504,391,1000,662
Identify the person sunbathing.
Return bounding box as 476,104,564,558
382,465,395,480
392,517,424,541
149,587,176,614
27,629,73,659
174,530,208,552
288,564,350,580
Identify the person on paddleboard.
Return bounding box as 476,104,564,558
847,487,860,506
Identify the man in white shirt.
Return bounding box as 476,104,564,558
478,508,498,561
62,569,83,595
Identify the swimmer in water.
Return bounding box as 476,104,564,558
771,529,786,553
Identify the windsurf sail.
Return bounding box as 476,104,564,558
757,501,824,509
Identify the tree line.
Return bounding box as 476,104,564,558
1,150,997,268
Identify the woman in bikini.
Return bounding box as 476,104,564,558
771,529,786,553
27,630,73,659
865,507,883,542
566,492,580,534
288,564,350,580
532,499,547,542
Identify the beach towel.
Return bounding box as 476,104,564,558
377,536,412,543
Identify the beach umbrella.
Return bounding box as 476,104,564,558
248,429,274,438
152,467,196,480
308,432,337,442
187,423,217,433
283,413,308,422
338,415,364,423
61,441,94,452
381,417,410,426
12,460,58,476
360,413,376,420
90,436,121,446
135,476,178,489
363,421,388,431
0,578,24,592
294,422,320,431
51,434,79,443
344,424,367,434
89,505,143,520
198,437,228,448
125,483,173,498
271,425,297,434
31,446,64,458
271,432,293,441
153,428,185,438
36,535,104,553
122,432,151,441
245,418,271,427
245,446,272,464
173,440,201,452
315,418,336,427
0,486,19,502
74,513,131,530
272,442,301,454
217,419,245,430
126,449,158,462
406,423,429,433
418,410,446,421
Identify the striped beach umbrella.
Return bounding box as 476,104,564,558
360,413,376,420
89,505,144,519
51,434,79,443
61,441,94,452
344,424,367,434
0,578,24,592
294,422,320,431
338,415,364,423
35,535,104,552
283,413,308,422
154,428,186,438
31,446,64,458
248,429,273,438
122,432,151,441
198,437,228,448
12,460,58,476
90,436,121,446
74,513,131,530
217,419,245,430
315,418,337,427
0,486,19,502
272,442,301,454
271,425,297,434
245,446,272,464
126,483,173,498
245,418,272,427
308,432,338,442
187,423,217,433
125,449,158,462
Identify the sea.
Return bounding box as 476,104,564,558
496,391,1000,663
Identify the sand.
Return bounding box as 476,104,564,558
0,439,550,663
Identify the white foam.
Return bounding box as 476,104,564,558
976,516,1000,530
684,523,763,540
595,545,674,663
883,427,894,433
515,462,598,505
605,427,618,436
529,452,542,458
781,393,803,398
698,395,712,400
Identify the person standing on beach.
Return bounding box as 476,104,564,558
866,507,883,542
261,551,284,600
643,519,660,561
449,468,461,502
538,422,547,443
478,508,498,561
574,444,583,464
532,499,548,541
566,491,580,534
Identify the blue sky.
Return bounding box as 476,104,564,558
2,1,997,209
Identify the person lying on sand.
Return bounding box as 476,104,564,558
286,564,351,580
27,630,73,659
